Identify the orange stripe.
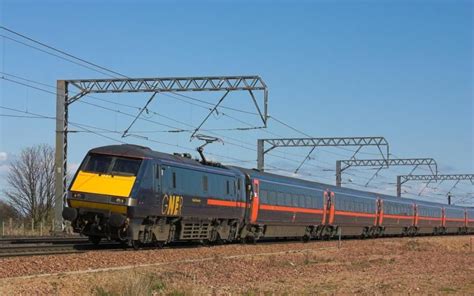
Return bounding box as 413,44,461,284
418,216,442,221
207,198,246,208
445,218,465,222
335,210,376,218
259,204,324,215
384,214,413,220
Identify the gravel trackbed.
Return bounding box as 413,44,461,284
0,236,472,295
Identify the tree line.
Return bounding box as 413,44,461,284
1,144,56,223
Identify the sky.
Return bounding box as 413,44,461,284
0,0,472,205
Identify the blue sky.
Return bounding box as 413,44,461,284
0,0,472,204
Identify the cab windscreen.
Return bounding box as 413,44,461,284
82,154,142,176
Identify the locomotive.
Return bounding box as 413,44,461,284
62,144,474,248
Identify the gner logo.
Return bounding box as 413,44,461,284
161,194,183,216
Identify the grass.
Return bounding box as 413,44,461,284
350,260,371,269
438,287,458,293
404,240,426,251
303,253,334,265
93,272,166,296
166,291,186,296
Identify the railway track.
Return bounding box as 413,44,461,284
0,236,88,245
0,236,119,258
0,233,470,258
0,244,86,257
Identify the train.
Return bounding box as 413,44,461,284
62,144,474,248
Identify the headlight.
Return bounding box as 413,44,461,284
72,193,85,199
114,198,126,204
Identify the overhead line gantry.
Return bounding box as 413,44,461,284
397,174,474,199
336,158,438,187
257,137,389,172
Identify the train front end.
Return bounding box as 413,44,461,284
62,149,143,242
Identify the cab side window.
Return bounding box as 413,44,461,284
154,164,161,192
172,172,177,189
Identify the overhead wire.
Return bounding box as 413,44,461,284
0,72,341,172
0,73,403,189
0,70,366,179
0,30,373,175
0,72,450,197
0,105,258,165
0,26,127,78
0,29,440,179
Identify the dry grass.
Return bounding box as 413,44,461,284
0,219,55,236
0,236,472,295
93,272,168,296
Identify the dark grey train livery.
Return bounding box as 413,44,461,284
62,144,474,247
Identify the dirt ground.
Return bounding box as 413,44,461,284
0,236,473,295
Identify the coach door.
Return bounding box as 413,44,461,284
464,210,468,228
413,204,419,227
322,190,335,225
377,199,384,226
441,208,446,228
249,179,260,224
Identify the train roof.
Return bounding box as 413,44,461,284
88,145,468,210
90,144,195,164
88,144,242,176
235,167,467,209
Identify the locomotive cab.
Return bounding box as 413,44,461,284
63,151,146,241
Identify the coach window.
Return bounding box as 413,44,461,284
268,191,276,205
226,180,230,196
260,190,267,203
292,195,298,207
298,195,304,208
285,193,292,206
277,192,284,206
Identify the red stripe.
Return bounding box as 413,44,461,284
260,204,324,215
207,199,246,208
445,218,465,222
384,214,413,220
335,210,376,218
418,216,442,221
